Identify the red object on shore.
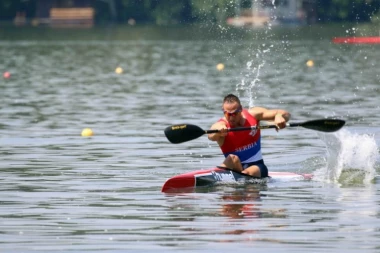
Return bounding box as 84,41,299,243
3,71,11,79
332,37,380,44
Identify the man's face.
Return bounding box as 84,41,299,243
222,102,242,127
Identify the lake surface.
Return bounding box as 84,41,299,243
0,24,379,252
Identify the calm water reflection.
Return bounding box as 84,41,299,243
0,24,379,252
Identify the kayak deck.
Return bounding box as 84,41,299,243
162,167,313,192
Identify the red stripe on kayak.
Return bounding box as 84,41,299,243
161,172,197,192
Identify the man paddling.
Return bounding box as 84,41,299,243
208,94,290,178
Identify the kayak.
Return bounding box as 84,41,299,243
161,167,313,193
332,37,380,44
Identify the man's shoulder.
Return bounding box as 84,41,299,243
247,106,266,115
248,106,266,111
246,107,266,121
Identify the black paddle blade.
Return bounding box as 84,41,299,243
164,124,206,144
296,119,345,132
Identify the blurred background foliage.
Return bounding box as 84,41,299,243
0,0,379,25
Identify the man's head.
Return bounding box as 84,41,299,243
222,94,242,127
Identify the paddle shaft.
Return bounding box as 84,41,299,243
164,119,345,144
204,122,315,134
205,124,277,134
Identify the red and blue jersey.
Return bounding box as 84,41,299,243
219,109,262,163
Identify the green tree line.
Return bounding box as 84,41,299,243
0,0,379,25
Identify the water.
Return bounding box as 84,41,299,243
0,24,380,252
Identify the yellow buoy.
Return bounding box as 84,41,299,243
216,63,225,71
306,60,314,67
81,128,94,137
115,67,123,74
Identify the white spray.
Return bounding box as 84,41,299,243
315,129,378,185
235,1,277,107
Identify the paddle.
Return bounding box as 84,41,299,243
164,119,345,144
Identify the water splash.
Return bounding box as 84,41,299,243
235,0,278,107
314,129,378,185
236,60,266,107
